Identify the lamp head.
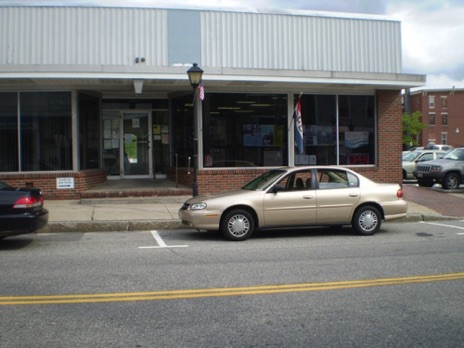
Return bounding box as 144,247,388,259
187,63,203,89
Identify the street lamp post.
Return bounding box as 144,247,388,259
186,63,203,197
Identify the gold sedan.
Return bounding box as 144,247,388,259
179,166,407,241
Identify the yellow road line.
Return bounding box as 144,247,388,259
1,272,463,306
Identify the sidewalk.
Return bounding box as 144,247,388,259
39,185,463,233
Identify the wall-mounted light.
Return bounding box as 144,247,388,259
456,128,460,134
133,79,143,94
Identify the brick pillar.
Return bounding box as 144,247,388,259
376,90,403,184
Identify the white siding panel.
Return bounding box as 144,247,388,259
1,7,168,66
1,7,401,74
201,11,401,73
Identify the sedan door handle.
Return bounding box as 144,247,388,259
303,195,314,199
349,193,359,197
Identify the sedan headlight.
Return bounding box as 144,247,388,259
190,202,207,210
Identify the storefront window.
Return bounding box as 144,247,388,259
297,95,337,165
0,93,19,172
338,95,376,165
79,93,101,169
171,92,376,169
171,94,195,168
203,93,288,167
20,92,72,171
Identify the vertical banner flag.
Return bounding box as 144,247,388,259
293,94,304,154
198,79,205,101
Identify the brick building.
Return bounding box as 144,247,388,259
409,88,464,148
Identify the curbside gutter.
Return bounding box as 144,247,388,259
39,214,460,234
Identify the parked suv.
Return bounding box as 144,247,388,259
402,150,446,180
413,147,464,189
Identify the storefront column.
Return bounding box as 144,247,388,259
71,90,79,171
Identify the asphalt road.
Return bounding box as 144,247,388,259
1,221,463,348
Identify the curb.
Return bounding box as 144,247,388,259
399,214,461,223
39,214,461,234
40,220,184,233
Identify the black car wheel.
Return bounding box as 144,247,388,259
220,209,255,241
442,172,460,190
352,206,381,236
417,179,434,187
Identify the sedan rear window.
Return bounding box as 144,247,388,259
316,169,358,189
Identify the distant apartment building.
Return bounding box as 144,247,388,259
409,88,464,148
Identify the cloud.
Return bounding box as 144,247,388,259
386,1,464,88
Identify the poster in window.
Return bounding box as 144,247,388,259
243,124,275,146
345,131,368,148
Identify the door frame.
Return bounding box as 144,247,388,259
120,110,153,179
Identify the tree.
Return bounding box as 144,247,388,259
402,111,426,148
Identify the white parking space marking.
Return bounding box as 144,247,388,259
138,230,188,249
419,221,464,233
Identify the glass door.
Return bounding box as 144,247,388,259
121,112,152,178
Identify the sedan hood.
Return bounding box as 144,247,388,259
185,189,258,204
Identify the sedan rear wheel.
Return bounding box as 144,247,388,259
220,209,255,241
352,206,381,236
442,173,460,189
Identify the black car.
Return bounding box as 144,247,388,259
0,181,49,239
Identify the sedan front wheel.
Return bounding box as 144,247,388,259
352,206,381,236
220,209,255,241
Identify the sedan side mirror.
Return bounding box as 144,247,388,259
271,185,285,193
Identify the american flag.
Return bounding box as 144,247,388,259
293,95,304,155
198,79,205,101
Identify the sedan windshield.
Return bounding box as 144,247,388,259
242,169,287,190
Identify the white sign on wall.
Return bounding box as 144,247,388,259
56,177,75,189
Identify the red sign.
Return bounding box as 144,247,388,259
347,153,369,165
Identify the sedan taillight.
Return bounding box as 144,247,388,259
397,188,404,199
13,196,42,208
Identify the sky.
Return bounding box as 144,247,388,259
4,0,464,90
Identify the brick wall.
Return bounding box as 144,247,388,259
0,169,107,200
366,89,403,184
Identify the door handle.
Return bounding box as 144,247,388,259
303,195,314,199
349,193,359,197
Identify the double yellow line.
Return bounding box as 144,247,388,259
1,272,463,306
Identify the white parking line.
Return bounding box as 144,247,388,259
138,230,188,249
419,221,464,231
